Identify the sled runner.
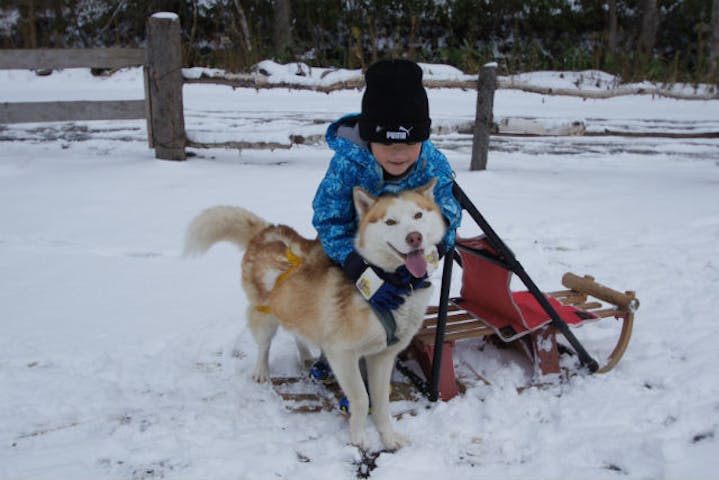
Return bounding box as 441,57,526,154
403,182,639,401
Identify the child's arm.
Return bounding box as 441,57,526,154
313,162,411,316
427,148,462,248
311,157,358,266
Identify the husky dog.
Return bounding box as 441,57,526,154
184,179,446,450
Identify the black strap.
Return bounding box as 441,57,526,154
370,305,399,346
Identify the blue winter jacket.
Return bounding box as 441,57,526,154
312,114,462,266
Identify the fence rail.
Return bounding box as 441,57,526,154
0,48,144,70
0,100,146,123
184,69,719,101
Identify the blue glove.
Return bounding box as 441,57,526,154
367,276,409,311
343,252,410,313
394,264,430,290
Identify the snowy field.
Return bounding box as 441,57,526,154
1,67,718,479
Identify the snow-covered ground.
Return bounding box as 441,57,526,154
1,66,718,479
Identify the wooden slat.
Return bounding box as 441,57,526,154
573,301,603,310
416,319,494,343
548,290,587,305
425,304,462,315
589,308,624,318
417,314,496,335
422,312,477,328
445,328,495,342
420,320,477,335
0,48,145,70
0,100,146,123
427,321,493,336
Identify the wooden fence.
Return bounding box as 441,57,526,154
0,47,146,123
0,13,496,167
0,13,186,161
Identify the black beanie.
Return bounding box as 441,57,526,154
359,59,431,144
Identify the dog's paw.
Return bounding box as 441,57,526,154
252,373,269,383
251,365,270,383
350,430,370,451
380,431,410,451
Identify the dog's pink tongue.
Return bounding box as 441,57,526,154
405,250,427,278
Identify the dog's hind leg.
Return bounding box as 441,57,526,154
366,350,410,450
247,307,278,383
325,350,370,449
294,337,313,369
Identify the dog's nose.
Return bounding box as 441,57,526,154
406,231,422,249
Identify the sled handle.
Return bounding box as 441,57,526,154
562,273,640,313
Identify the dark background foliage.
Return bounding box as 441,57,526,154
1,0,718,83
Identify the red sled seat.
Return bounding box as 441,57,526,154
454,236,597,342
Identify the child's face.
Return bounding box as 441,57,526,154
371,142,422,176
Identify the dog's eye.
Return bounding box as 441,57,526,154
385,218,397,226
414,212,423,220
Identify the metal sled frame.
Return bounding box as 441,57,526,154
399,182,639,401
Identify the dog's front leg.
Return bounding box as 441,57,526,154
325,351,370,449
366,350,410,450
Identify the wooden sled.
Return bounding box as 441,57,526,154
401,184,640,401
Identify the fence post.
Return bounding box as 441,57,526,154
145,13,186,161
470,62,497,171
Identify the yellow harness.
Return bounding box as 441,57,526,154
255,248,303,314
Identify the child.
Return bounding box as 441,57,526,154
312,58,461,314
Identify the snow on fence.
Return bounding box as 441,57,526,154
185,61,719,101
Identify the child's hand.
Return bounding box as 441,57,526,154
344,252,411,313
365,274,409,312
395,265,430,290
353,263,410,313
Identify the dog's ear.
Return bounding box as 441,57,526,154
353,186,378,218
415,178,437,200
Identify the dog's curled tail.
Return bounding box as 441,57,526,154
183,206,271,256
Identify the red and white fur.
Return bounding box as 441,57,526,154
184,179,446,450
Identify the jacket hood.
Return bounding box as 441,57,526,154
325,114,432,178
326,114,370,159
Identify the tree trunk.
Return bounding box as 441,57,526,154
408,14,418,61
272,0,292,56
607,0,618,55
188,0,199,66
710,0,719,79
637,0,658,58
24,0,37,49
232,0,253,53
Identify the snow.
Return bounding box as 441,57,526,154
1,65,718,479
508,70,623,91
0,8,19,36
150,12,179,21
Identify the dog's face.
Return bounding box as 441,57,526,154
353,179,446,275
